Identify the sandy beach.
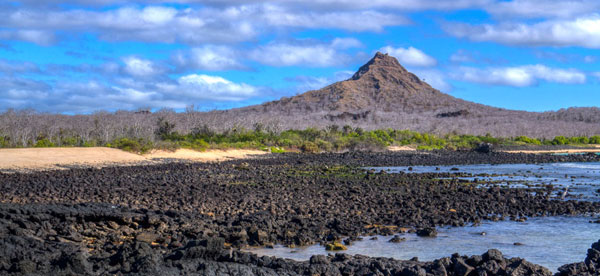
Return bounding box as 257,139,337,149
0,147,268,171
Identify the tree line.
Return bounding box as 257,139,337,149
1,109,600,153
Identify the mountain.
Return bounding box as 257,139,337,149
211,52,600,137
258,52,489,116
4,52,600,140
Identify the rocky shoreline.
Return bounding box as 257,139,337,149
1,151,599,275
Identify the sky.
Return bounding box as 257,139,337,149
0,0,599,114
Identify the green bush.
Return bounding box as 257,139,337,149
82,140,97,147
417,145,444,151
190,139,209,151
551,136,569,145
590,136,600,144
155,117,177,140
569,136,589,144
514,136,542,145
316,139,334,152
34,138,55,148
61,136,79,147
110,138,153,154
154,140,179,151
301,141,319,153
0,136,9,148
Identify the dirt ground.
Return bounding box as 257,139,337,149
0,147,268,172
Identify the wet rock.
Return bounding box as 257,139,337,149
309,255,329,265
325,242,347,251
416,227,437,237
389,235,406,243
483,249,504,262
454,258,474,276
0,152,598,275
249,229,269,245
474,143,493,154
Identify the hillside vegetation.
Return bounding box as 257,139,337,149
1,112,599,154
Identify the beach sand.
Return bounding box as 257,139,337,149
0,147,268,171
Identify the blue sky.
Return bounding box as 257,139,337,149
0,0,599,113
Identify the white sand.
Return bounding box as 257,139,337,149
387,145,416,151
0,147,268,171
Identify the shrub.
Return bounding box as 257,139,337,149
82,140,97,147
154,140,179,151
0,136,9,148
417,145,444,151
590,136,600,144
270,147,286,153
61,136,79,147
300,141,319,153
514,136,542,145
110,138,153,154
551,136,569,145
569,136,589,144
34,138,55,148
155,117,177,140
190,139,209,151
316,139,334,152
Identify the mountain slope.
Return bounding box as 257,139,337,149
212,52,599,137
244,52,505,117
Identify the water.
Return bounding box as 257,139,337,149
248,216,599,272
367,162,600,201
248,163,600,272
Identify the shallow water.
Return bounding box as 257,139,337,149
249,162,600,272
368,162,600,201
248,216,599,272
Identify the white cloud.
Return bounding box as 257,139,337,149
175,74,257,101
122,57,157,77
250,39,354,67
13,0,491,11
139,6,177,24
173,45,244,71
0,4,409,45
487,0,600,19
584,56,597,63
287,70,354,92
379,46,437,67
0,60,39,74
0,29,55,45
410,69,451,91
304,0,491,10
450,50,474,63
452,65,586,87
444,14,600,48
330,38,363,49
0,6,257,45
261,5,408,32
0,73,260,112
251,44,338,67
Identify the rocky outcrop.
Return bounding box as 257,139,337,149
556,240,600,276
1,152,600,275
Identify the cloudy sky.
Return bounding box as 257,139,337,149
0,0,599,113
